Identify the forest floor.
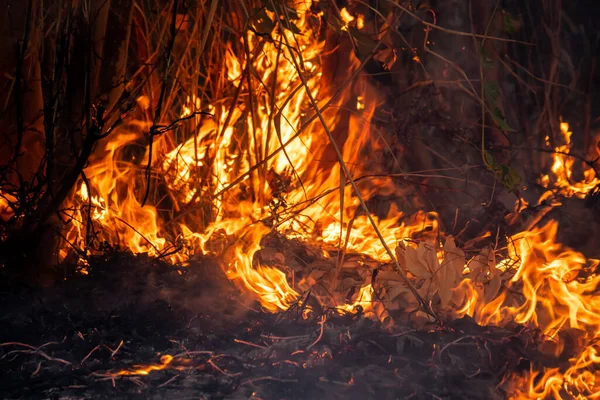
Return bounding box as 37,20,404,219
1,247,543,400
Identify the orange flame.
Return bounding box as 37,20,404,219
541,121,599,198
58,4,600,396
111,355,175,376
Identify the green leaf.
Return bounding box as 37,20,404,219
484,82,514,132
501,166,522,192
483,151,521,192
491,106,515,132
483,150,498,170
484,81,500,104
503,11,521,35
480,46,495,70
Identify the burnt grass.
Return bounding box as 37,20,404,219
0,252,541,400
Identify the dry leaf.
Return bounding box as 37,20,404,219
395,242,407,272
405,243,432,279
484,273,502,303
336,277,361,293
436,236,466,307
385,281,409,301
373,47,397,70
376,271,404,282
469,247,495,282
444,236,466,281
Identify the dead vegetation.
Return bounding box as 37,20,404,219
0,0,599,398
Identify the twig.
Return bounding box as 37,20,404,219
110,340,124,358
207,357,241,377
212,30,384,199
31,361,42,377
234,338,266,349
306,315,326,350
158,374,180,388
81,345,101,364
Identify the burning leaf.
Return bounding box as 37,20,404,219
251,8,275,36
373,47,397,70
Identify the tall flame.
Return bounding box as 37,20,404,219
64,4,436,311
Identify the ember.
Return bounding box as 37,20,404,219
0,0,599,398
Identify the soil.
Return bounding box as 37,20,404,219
1,250,542,400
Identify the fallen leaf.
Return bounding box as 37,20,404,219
484,273,502,303
405,245,431,279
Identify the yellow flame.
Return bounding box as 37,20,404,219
111,355,175,376
542,120,599,198
59,4,600,395
340,7,354,31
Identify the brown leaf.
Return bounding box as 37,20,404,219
373,47,397,70
484,273,502,303
405,244,431,279
395,242,407,272
385,281,409,301
376,271,404,282
437,236,466,307
444,236,466,280
469,247,494,282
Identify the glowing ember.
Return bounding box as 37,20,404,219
110,355,175,376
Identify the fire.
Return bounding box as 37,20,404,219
541,121,600,198
338,284,374,314
0,190,16,221
63,2,439,312
110,355,175,376
454,221,600,398
339,7,354,31
56,2,600,395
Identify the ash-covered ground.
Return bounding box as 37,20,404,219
0,249,541,400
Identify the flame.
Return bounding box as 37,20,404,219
339,7,354,31
65,3,438,311
541,121,599,198
57,3,600,396
453,221,600,398
110,354,175,376
0,190,16,221
338,284,374,313
356,14,365,30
